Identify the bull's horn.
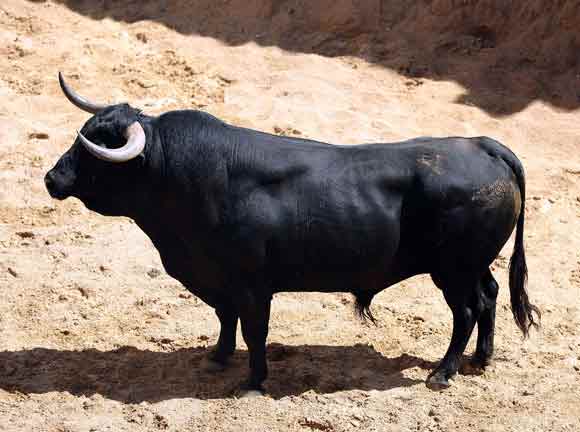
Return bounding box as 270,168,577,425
59,72,109,114
77,121,146,163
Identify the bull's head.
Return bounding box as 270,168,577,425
45,73,148,215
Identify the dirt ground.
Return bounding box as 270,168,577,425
1,1,579,431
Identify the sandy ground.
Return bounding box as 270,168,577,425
1,1,579,431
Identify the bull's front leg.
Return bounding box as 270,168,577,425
236,288,271,396
204,302,239,371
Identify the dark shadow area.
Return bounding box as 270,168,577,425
0,343,431,401
27,0,580,116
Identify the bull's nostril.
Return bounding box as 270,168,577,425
44,173,54,190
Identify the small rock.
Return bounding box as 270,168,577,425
7,267,18,277
548,198,556,204
58,294,67,301
77,285,92,299
564,166,580,175
60,329,70,336
217,73,236,84
522,390,534,396
147,268,162,278
154,414,168,429
16,231,35,239
28,132,49,140
135,32,148,43
178,292,192,299
299,417,331,431
135,78,156,89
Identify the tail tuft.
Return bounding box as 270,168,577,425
354,291,378,326
509,223,541,337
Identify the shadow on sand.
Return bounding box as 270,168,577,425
0,343,434,401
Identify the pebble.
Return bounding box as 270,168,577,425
29,132,49,140
77,285,92,299
16,231,35,239
564,166,580,175
135,78,156,89
7,267,18,277
136,32,148,43
147,268,162,278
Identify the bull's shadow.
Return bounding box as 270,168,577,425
0,343,431,401
26,0,580,116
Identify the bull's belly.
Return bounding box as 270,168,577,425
268,248,411,294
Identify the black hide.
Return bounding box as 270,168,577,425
46,105,539,392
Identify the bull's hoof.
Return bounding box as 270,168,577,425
459,358,489,376
426,372,452,390
200,356,228,373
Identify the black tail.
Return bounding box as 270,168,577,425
505,153,541,338
354,291,377,325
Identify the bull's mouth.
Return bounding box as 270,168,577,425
47,188,70,200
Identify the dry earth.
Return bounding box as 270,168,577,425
1,1,580,431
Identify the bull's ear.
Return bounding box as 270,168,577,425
112,104,141,137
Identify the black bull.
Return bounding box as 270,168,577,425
45,74,540,394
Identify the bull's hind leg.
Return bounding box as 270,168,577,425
462,269,499,374
236,289,271,395
427,273,483,389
